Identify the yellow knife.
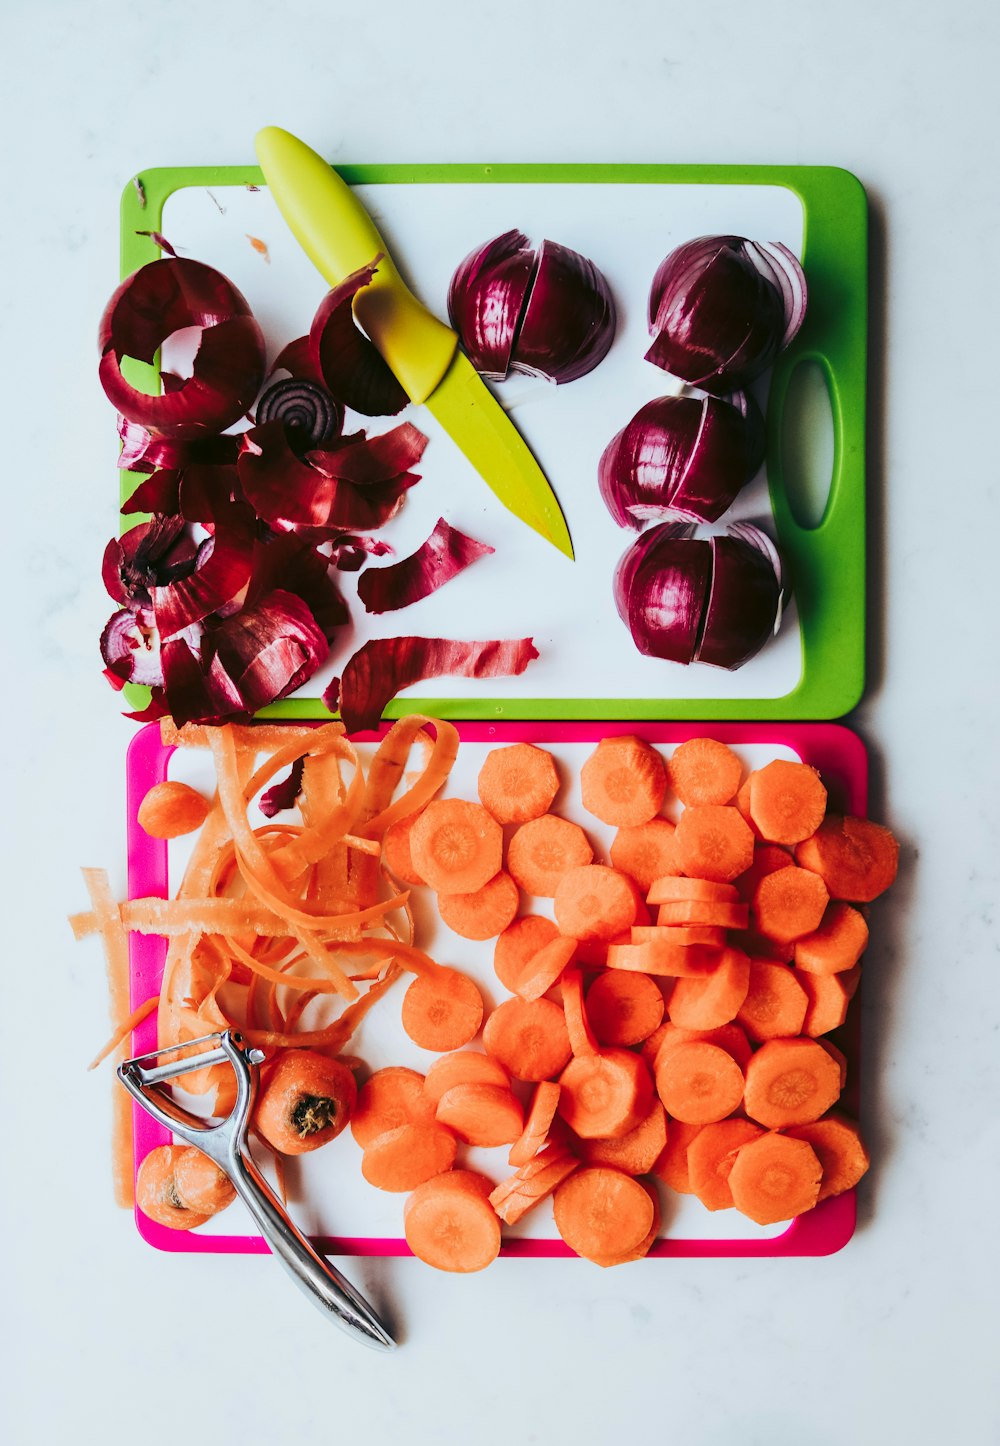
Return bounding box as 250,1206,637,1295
254,127,574,560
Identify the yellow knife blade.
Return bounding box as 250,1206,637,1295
255,126,574,560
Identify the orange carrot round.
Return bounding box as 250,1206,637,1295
351,1066,435,1147
477,742,560,824
652,1020,752,1072
653,1117,703,1193
435,1082,524,1147
254,1050,357,1155
743,1037,843,1127
361,1122,458,1192
172,1148,237,1216
507,814,594,897
437,870,520,941
607,939,723,978
553,864,639,942
753,866,830,943
516,934,578,1001
585,970,664,1046
136,1145,213,1230
588,1178,661,1267
668,946,751,1029
483,996,573,1081
580,735,667,826
673,804,755,883
748,759,828,845
493,914,560,993
610,819,680,891
668,737,743,806
552,1166,656,1262
509,1081,562,1166
687,1118,765,1210
631,924,728,948
734,842,794,901
735,959,809,1042
784,1113,870,1200
794,902,869,974
137,781,212,839
489,1143,579,1224
728,1131,823,1224
798,965,861,1037
578,1098,668,1175
794,815,899,902
561,967,600,1056
404,1171,501,1273
654,1040,744,1124
423,1051,510,1107
382,811,427,885
557,1048,653,1139
401,967,485,1051
409,798,503,894
647,876,740,905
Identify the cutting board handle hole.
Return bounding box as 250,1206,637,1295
778,359,835,529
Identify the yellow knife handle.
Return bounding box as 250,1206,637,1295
255,126,457,404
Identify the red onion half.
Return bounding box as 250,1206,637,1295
614,521,784,670
646,236,807,393
598,390,765,528
448,230,616,383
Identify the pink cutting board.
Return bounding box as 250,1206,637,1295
126,720,866,1259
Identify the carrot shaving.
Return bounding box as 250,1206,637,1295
81,868,135,1207
88,996,159,1071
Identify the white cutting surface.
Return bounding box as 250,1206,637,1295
6,2,1000,1444
161,178,804,703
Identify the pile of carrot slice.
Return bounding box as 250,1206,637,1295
74,724,898,1267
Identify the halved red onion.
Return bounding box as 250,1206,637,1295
308,259,409,417
326,636,539,734
614,521,784,669
646,235,806,393
448,232,616,384
357,517,494,614
98,258,266,439
255,376,343,449
598,390,765,528
100,607,163,687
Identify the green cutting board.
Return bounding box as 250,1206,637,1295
115,163,866,722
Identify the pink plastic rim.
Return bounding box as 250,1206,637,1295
125,719,866,1260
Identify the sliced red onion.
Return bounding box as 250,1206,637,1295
614,521,784,669
599,390,765,529
259,758,305,817
448,232,616,384
255,376,343,449
646,236,806,393
357,517,494,614
102,516,197,607
308,259,409,417
327,636,539,735
100,607,163,687
98,258,266,439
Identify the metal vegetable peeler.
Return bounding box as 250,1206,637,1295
118,1029,396,1351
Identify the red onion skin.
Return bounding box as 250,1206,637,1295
646,237,786,393
696,534,782,669
447,230,536,380
308,260,409,417
510,239,616,383
356,517,494,615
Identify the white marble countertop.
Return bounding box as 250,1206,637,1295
3,2,999,1442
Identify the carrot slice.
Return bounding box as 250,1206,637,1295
748,759,828,845
516,934,578,1002
351,1066,437,1147
668,947,750,1029
585,970,665,1046
361,1122,459,1192
437,870,520,941
435,1083,524,1147
753,866,830,943
588,1179,661,1267
606,940,723,978
631,924,728,948
493,914,560,994
798,965,861,1036
734,843,794,902
794,902,869,974
653,1118,703,1193
610,819,680,891
401,967,485,1051
552,1167,655,1262
673,804,755,883
668,737,743,807
687,1118,765,1210
561,967,600,1056
579,1098,668,1176
137,780,212,839
554,864,639,942
423,1051,510,1107
507,814,594,897
557,1049,654,1139
794,815,899,902
655,899,749,929
654,1041,744,1124
652,1021,752,1072
383,811,427,885
784,1113,870,1200
734,776,761,837
483,996,573,1081
580,735,667,826
647,876,740,905
136,1146,213,1230
477,742,560,824
641,1020,673,1068
489,1143,579,1224
409,798,502,894
743,1038,843,1127
728,1131,823,1224
404,1171,501,1272
509,1081,562,1166
735,960,809,1042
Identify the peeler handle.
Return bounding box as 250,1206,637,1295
228,1150,396,1352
